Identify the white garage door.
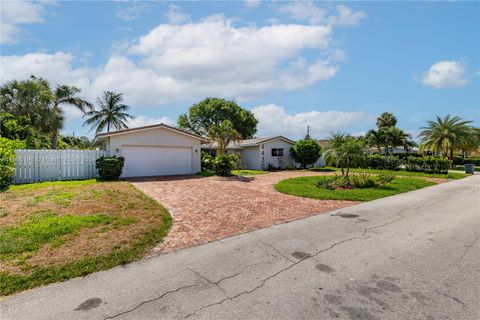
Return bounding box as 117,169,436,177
122,146,192,177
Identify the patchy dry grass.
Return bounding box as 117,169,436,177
0,180,171,295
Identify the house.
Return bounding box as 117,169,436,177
202,136,296,170
93,123,204,177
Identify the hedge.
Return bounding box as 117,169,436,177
452,156,480,166
405,156,450,174
0,137,26,189
364,155,401,170
96,156,125,180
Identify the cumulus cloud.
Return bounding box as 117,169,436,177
279,2,365,26
1,9,368,107
126,115,174,128
251,104,373,139
420,60,468,89
0,0,53,44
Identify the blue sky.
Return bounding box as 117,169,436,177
1,0,479,140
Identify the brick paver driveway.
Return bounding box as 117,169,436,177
130,171,359,255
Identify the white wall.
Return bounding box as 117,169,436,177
261,139,294,169
105,127,202,174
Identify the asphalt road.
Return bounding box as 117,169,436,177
1,175,479,320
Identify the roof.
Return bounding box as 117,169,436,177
93,123,205,144
202,136,295,149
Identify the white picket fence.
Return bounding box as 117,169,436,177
14,149,107,183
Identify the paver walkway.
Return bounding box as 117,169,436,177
130,171,358,255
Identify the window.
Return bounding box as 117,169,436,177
271,148,284,157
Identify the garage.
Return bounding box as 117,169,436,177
122,146,192,177
93,123,204,178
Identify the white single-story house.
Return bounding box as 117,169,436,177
202,136,296,170
93,123,204,178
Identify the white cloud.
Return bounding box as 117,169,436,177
126,115,174,128
279,2,365,26
1,13,361,106
164,4,189,24
245,0,261,9
0,0,53,44
251,104,373,139
420,60,468,89
115,1,149,21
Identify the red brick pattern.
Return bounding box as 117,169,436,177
130,171,359,255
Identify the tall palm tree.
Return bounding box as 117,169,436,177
48,84,93,149
376,112,397,128
83,91,134,133
207,120,242,155
419,115,477,159
324,135,366,177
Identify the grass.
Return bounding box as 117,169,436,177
274,176,436,201
0,179,171,295
197,169,268,177
323,167,468,179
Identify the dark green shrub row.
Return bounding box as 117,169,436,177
201,151,214,171
96,156,125,180
405,156,450,174
452,156,480,166
364,155,401,170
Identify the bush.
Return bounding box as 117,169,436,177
213,154,238,176
96,156,125,180
350,172,377,188
316,175,351,190
290,139,321,168
377,173,395,186
452,156,464,165
201,151,214,171
0,137,25,189
405,156,450,174
465,157,480,166
364,155,401,170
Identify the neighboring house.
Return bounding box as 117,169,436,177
93,123,204,177
202,136,296,170
367,146,419,155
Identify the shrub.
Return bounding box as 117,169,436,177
316,175,351,190
201,151,214,171
377,173,395,186
364,155,401,170
350,172,377,188
290,139,322,168
452,156,464,165
405,156,450,174
465,157,480,166
0,137,25,190
96,156,125,180
213,154,238,176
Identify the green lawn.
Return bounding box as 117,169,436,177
198,169,268,177
0,179,171,295
274,176,436,201
322,167,468,179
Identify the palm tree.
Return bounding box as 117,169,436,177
207,120,242,155
419,115,478,159
382,126,414,155
324,135,366,177
376,112,397,128
83,91,134,133
365,129,384,154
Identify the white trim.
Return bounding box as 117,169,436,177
93,125,204,144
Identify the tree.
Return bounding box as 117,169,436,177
83,91,134,133
290,139,321,168
207,120,242,155
0,76,92,149
324,135,366,177
381,126,415,155
0,112,50,149
419,115,478,159
178,98,258,138
376,112,397,128
365,129,384,154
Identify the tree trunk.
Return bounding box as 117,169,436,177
107,122,110,132
51,131,58,150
